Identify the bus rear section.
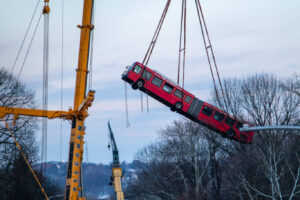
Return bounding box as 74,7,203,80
186,97,255,143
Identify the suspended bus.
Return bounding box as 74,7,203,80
122,62,255,144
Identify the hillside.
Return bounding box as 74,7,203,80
43,161,139,199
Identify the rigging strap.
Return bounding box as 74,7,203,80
194,0,227,109
142,0,171,66
142,0,171,113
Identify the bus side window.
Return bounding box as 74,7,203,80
213,111,225,122
133,65,142,74
162,83,174,93
202,105,213,116
225,117,235,127
184,95,192,103
142,70,152,80
151,76,163,87
236,122,243,129
174,89,183,99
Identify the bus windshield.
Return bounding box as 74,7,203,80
129,63,137,71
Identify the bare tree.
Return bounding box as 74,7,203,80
126,120,231,200
127,73,300,200
283,73,300,97
0,68,61,199
212,74,300,200
0,67,38,173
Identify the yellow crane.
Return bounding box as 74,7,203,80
107,121,124,200
0,0,95,199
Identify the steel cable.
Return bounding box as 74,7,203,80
42,11,49,175
11,0,41,76
142,0,171,113
124,82,130,128
60,0,64,164
16,12,43,82
177,0,187,90
194,0,229,111
143,0,171,66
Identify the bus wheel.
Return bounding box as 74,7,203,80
220,132,227,138
132,83,138,90
174,102,183,111
137,79,144,89
227,129,235,138
170,106,176,112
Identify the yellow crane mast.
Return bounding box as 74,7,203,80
0,0,95,199
65,0,94,199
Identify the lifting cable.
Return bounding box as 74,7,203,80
42,0,50,174
142,0,171,66
124,82,130,128
16,11,43,83
194,0,227,108
10,0,41,76
177,0,187,89
1,118,49,200
59,0,64,187
60,0,64,165
88,0,95,91
141,0,171,113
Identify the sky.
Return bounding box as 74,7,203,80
0,0,299,164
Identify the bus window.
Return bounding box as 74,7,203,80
162,83,174,93
225,117,235,127
236,122,243,129
184,95,192,103
133,65,142,74
202,105,213,116
152,76,163,87
213,111,225,122
174,89,183,99
142,70,152,80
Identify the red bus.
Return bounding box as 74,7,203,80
122,62,255,144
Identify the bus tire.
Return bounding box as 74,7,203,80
174,102,183,111
137,79,144,89
227,129,235,138
220,132,227,138
132,83,138,90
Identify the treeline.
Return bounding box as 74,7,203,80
0,68,61,200
125,74,300,200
